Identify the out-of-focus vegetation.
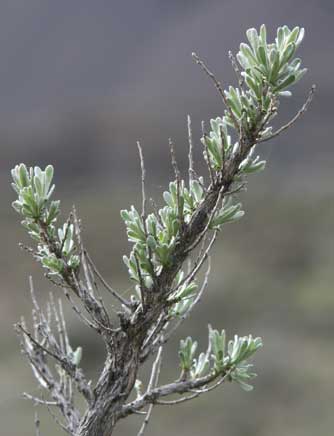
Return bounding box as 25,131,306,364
0,0,334,435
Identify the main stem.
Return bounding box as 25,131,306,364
77,330,143,436
76,135,256,436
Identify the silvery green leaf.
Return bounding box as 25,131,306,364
259,24,267,47
258,45,269,71
202,136,223,170
22,204,35,218
155,243,170,266
135,379,143,397
278,90,292,97
211,203,244,228
42,255,64,274
246,28,259,53
170,297,191,317
282,25,291,37
236,379,254,392
146,235,157,250
179,281,197,298
44,165,54,193
244,74,261,100
236,52,248,69
123,255,130,268
45,184,55,200
179,337,198,372
240,43,257,66
286,26,300,46
289,57,301,71
68,255,80,269
163,191,174,207
274,74,296,92
12,200,22,213
295,27,305,48
71,347,82,366
146,214,157,237
18,164,30,188
226,86,242,118
269,49,280,82
293,68,307,84
190,180,203,203
11,181,20,195
192,352,210,378
144,275,153,288
241,159,266,174
11,167,19,185
209,326,226,372
120,210,130,222
276,27,285,50
46,200,60,225
280,42,296,67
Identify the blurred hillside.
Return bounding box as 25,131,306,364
0,1,333,435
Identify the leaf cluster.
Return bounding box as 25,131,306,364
179,327,262,391
11,164,80,276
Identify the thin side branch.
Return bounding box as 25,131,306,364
23,393,58,406
137,141,147,220
86,251,131,308
121,367,230,418
192,52,240,131
34,412,41,436
258,85,316,143
137,346,163,436
187,115,194,186
169,138,184,229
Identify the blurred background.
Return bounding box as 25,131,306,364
1,0,333,435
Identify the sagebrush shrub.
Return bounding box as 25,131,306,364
11,25,313,436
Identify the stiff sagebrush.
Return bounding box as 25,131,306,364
11,25,314,436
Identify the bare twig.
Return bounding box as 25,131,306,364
155,392,199,405
23,393,58,406
72,208,114,331
258,85,316,143
61,285,99,331
228,50,244,88
147,346,163,393
86,260,112,322
137,141,147,221
49,293,65,354
16,323,65,365
137,346,163,436
192,52,240,131
34,411,41,436
86,251,131,308
187,115,194,187
169,138,184,229
142,313,165,349
46,402,72,434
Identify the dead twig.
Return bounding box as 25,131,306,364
258,85,316,143
192,52,240,131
